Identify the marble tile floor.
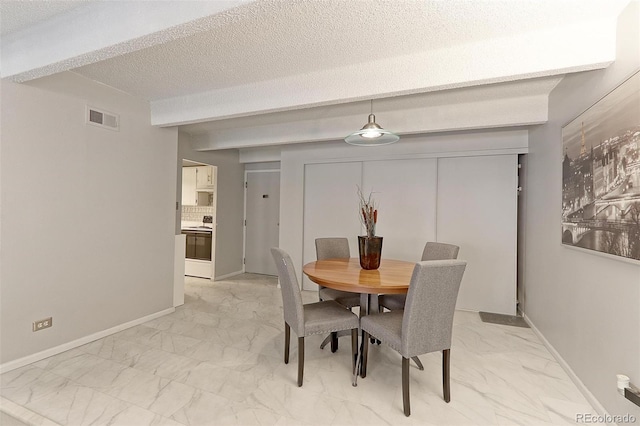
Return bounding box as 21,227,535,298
1,273,596,426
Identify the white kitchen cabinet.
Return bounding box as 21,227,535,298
196,166,215,189
181,167,197,206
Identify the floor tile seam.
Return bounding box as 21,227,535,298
110,326,178,347
76,338,162,367
437,401,502,425
136,327,210,348
100,375,199,424
164,340,270,366
449,345,553,360
248,386,349,424
155,358,283,394
224,402,284,424
0,396,63,426
113,399,190,426
482,386,554,417
165,382,251,421
188,338,284,360
467,349,557,365
328,385,404,413
17,376,153,425
207,313,285,326
520,363,576,383
1,367,83,407
73,359,230,421
484,400,554,424
154,313,285,335
0,364,51,388
542,398,598,416
102,332,211,362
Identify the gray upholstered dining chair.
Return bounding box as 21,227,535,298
315,238,361,352
270,247,359,387
315,238,360,308
359,259,467,416
379,242,460,311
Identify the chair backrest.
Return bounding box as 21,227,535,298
270,248,305,336
401,259,467,357
315,238,350,260
421,242,460,261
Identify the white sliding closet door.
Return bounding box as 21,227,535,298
437,155,518,315
303,162,362,291
362,159,437,262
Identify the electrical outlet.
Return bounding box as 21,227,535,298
32,317,52,332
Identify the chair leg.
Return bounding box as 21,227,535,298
351,329,358,373
330,332,338,353
284,323,290,364
297,336,305,387
443,349,450,402
361,331,369,378
402,357,411,416
411,356,424,370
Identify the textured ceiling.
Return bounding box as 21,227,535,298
0,0,631,151
71,0,620,101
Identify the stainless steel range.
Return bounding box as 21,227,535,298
182,215,214,278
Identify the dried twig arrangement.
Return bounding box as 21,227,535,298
357,186,378,237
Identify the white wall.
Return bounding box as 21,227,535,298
177,134,244,278
0,72,178,365
524,1,640,417
280,129,527,296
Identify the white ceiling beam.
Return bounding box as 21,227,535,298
152,19,616,127
1,0,255,82
188,91,549,151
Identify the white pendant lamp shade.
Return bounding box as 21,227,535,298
345,102,399,146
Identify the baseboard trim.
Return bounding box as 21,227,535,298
215,270,244,280
523,313,610,418
0,307,175,374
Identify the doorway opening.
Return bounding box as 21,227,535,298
181,159,218,280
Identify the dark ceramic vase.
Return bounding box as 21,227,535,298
358,236,383,270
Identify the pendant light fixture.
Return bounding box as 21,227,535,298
344,100,399,146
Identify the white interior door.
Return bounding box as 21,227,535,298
303,162,362,290
245,171,280,275
437,155,518,315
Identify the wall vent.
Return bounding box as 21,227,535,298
86,106,119,131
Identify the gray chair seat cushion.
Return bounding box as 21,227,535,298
379,294,406,311
319,288,360,309
361,311,404,354
303,300,360,336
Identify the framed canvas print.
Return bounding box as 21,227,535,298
561,70,640,261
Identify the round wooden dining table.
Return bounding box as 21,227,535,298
302,257,416,314
303,257,417,382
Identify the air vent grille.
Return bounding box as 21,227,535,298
86,106,119,131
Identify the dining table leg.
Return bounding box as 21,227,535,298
359,293,372,378
353,293,371,385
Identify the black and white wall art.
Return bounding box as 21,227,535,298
562,71,640,261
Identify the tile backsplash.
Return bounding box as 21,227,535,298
181,205,215,222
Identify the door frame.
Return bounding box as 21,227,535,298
181,159,218,280
243,169,281,274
